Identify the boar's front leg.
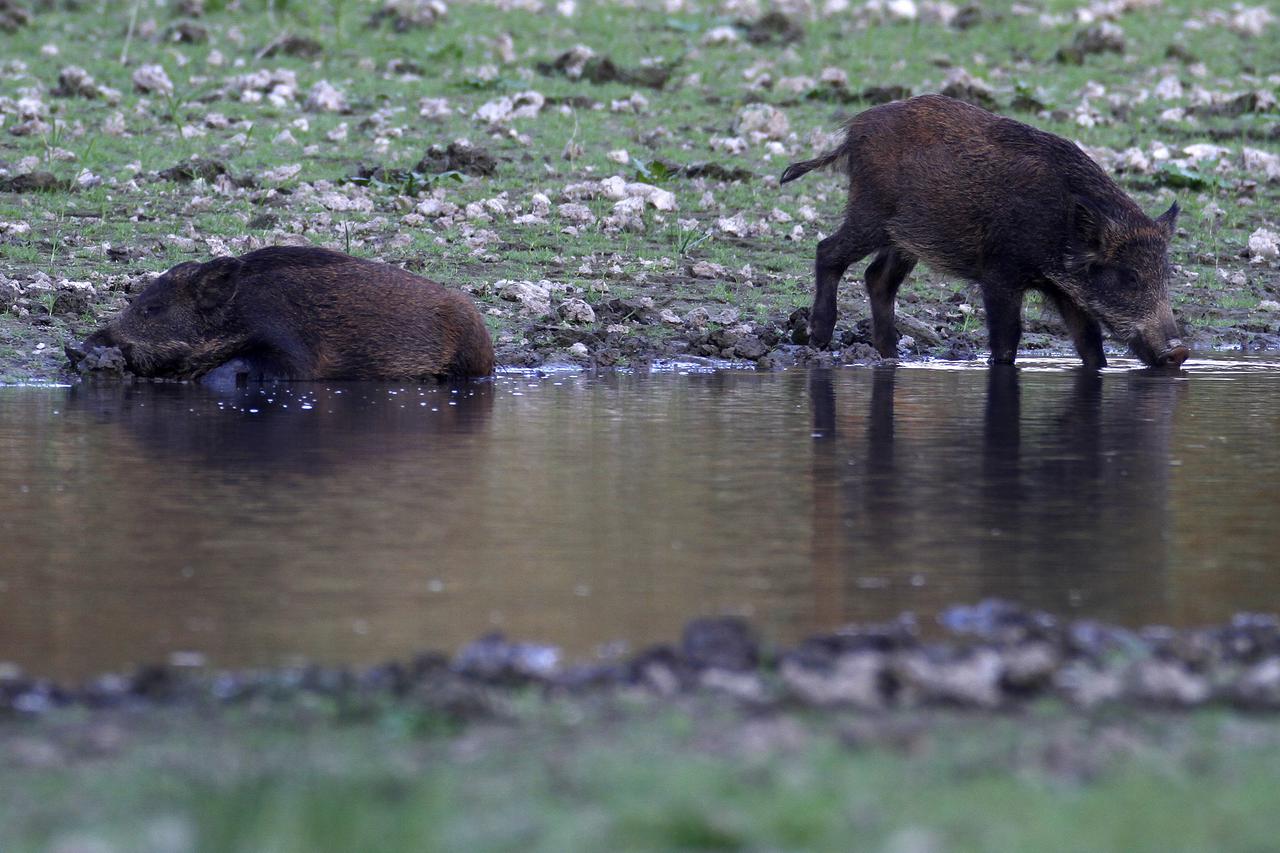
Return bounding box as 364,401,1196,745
980,285,1025,365
1045,290,1106,370
810,219,879,349
864,248,917,358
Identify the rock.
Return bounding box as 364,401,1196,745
681,617,759,671
734,103,789,141
453,633,559,684
67,344,127,374
473,91,545,124
556,298,595,324
895,648,1004,708
781,652,887,709
1236,657,1280,708
497,279,551,315
1128,659,1211,707
53,66,102,99
304,80,348,113
689,261,727,279
567,342,589,357
369,0,447,31
131,64,173,95
733,336,767,360
1242,148,1280,183
1248,228,1279,262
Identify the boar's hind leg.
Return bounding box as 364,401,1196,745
865,248,917,358
980,286,1025,366
1045,291,1106,370
810,220,880,348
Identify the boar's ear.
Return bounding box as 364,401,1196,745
193,256,243,315
1155,201,1179,239
1069,199,1116,267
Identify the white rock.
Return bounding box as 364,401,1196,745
1248,228,1279,262
261,163,302,182
1258,300,1280,312
1154,75,1184,101
887,0,918,20
716,212,749,237
734,103,790,141
497,279,552,315
418,97,451,119
610,92,648,113
1243,147,1280,182
131,64,173,95
1183,143,1230,161
530,192,552,216
568,341,589,357
473,90,544,124
557,298,596,324
608,149,630,164
305,80,348,113
709,136,748,155
557,202,596,225
701,25,739,45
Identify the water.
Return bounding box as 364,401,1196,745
3,357,1280,681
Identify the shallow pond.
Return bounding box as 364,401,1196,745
3,357,1280,680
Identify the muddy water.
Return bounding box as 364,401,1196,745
3,358,1280,681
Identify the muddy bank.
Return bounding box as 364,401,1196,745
9,269,1280,384
6,601,1280,719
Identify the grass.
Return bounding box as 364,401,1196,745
4,699,1280,852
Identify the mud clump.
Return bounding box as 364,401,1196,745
743,11,804,45
539,50,676,90
415,142,497,178
1057,22,1126,64
157,158,255,188
0,0,32,33
0,171,70,193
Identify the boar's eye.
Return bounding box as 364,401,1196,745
141,303,165,319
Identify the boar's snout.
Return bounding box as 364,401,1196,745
1157,341,1190,368
1130,323,1189,369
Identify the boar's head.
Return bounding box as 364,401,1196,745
1068,200,1188,368
71,256,246,378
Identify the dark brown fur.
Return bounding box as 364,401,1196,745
72,246,495,380
782,94,1188,368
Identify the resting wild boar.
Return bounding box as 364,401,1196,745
781,94,1188,368
67,246,494,381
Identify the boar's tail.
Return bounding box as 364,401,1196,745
780,147,846,184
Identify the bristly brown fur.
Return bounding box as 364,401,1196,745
780,94,1186,369
78,246,495,381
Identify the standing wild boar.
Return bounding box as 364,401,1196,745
67,246,494,381
782,94,1188,368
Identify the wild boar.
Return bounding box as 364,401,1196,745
781,94,1188,369
67,246,494,381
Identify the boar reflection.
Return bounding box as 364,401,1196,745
63,379,493,474
7,381,495,680
809,366,1184,624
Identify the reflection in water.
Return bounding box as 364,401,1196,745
2,362,1279,680
808,366,1185,625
